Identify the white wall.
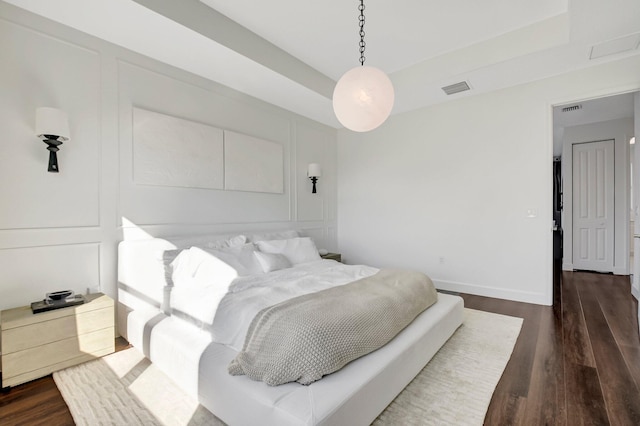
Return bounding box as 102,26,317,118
561,118,633,274
0,3,337,312
338,54,640,306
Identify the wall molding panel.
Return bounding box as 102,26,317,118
0,243,101,311
132,107,225,190
0,227,103,250
117,60,296,227
224,130,284,194
0,15,101,231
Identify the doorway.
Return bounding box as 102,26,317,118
553,92,636,277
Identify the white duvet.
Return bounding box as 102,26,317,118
211,260,378,351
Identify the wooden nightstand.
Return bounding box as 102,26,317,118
321,252,342,262
1,293,115,388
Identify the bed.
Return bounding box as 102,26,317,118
117,231,464,425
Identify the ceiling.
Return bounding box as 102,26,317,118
5,0,640,129
553,92,637,156
199,0,567,80
554,94,636,129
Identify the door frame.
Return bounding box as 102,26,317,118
560,113,632,276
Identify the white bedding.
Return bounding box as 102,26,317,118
118,235,465,425
210,259,378,351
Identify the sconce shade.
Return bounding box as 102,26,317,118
307,163,321,194
35,107,70,141
333,66,394,132
307,163,322,178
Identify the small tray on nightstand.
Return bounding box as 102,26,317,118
31,294,85,314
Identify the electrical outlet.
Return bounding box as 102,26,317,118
439,257,445,264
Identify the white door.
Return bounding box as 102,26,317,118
572,140,615,272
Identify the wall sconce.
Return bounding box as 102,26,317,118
307,163,322,193
35,107,70,173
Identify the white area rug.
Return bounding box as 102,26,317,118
53,308,522,426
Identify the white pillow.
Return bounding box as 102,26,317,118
167,233,247,250
254,251,292,273
206,234,247,249
170,246,240,288
171,246,255,325
256,237,321,265
204,243,263,276
247,229,299,243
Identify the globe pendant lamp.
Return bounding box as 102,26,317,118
333,0,394,132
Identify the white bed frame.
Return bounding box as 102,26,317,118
117,235,464,425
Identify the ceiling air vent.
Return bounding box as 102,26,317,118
561,104,582,112
442,81,470,95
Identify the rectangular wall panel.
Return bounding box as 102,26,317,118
0,19,100,229
133,108,224,190
224,131,284,194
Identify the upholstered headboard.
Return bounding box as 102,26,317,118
116,230,301,338
117,234,234,338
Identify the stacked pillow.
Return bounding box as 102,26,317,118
168,235,257,324
255,237,321,271
165,231,328,282
169,234,323,281
246,229,300,243
165,231,325,324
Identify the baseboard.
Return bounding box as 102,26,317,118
562,262,574,271
632,284,640,301
433,279,551,306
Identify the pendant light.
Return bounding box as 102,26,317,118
333,0,394,132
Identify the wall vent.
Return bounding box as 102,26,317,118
561,104,582,112
442,81,470,95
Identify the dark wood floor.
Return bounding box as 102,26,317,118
0,337,130,426
462,267,640,425
1,272,639,425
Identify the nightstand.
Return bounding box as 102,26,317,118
1,293,115,388
321,252,342,262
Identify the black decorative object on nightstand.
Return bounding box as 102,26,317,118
320,252,342,263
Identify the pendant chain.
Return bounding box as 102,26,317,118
358,0,366,66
